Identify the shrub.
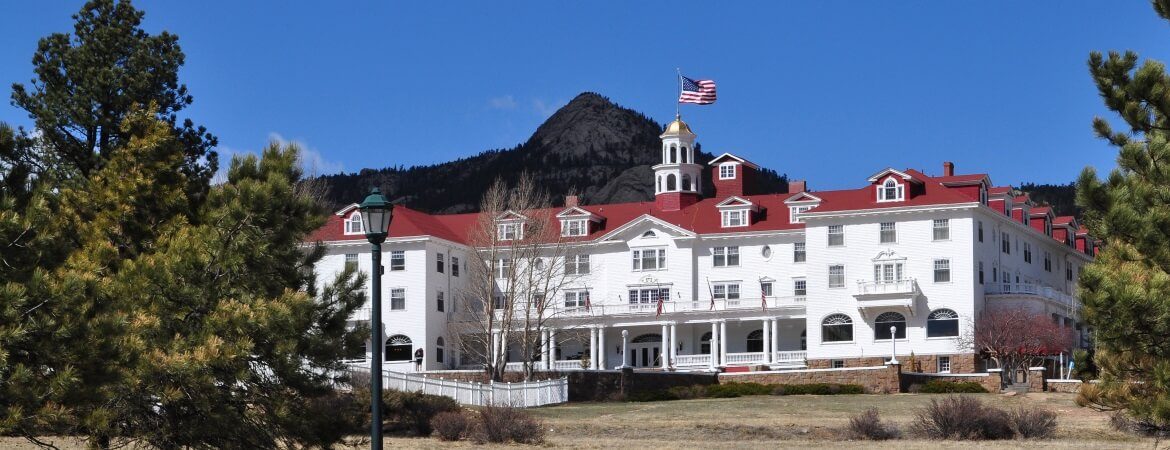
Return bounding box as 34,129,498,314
706,382,773,398
770,383,864,395
909,396,1014,440
628,389,680,402
918,380,989,394
472,405,545,444
1009,406,1057,439
848,408,902,440
383,390,461,436
667,384,708,399
430,411,470,441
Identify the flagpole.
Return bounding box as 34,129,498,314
675,68,682,118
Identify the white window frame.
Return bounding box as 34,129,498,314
938,356,951,373
564,290,590,308
344,253,358,271
789,205,814,223
436,253,445,273
793,242,806,263
879,222,897,243
632,248,666,271
877,178,905,202
390,288,406,310
389,250,405,271
1024,242,1032,264
828,225,844,247
711,282,741,300
828,264,845,288
565,254,590,275
760,282,773,297
497,222,522,241
721,209,748,228
436,290,445,312
495,258,512,279
719,163,737,180
713,246,740,267
561,218,588,237
873,261,904,283
933,219,950,241
793,277,807,299
451,256,460,277
344,213,364,235
933,258,951,283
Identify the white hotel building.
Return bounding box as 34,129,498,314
308,117,1095,374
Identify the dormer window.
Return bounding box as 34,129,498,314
979,186,988,205
344,213,364,235
562,219,588,237
497,222,522,241
1045,220,1052,237
721,210,748,227
719,163,737,180
877,178,904,202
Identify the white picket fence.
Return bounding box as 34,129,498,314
350,365,568,408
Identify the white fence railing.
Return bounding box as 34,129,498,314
986,282,1078,309
725,352,765,365
774,351,806,365
494,296,806,320
350,365,568,408
674,354,712,367
552,360,585,371
855,278,920,296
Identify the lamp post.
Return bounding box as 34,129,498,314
359,187,392,450
888,325,899,365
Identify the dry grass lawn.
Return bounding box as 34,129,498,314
2,393,1154,449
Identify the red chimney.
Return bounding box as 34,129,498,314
788,180,806,193
565,195,578,207
943,161,955,177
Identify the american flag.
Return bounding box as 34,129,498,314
584,291,591,311
679,76,717,104
761,281,768,311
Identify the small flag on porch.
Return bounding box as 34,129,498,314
655,293,665,318
584,291,591,311
761,282,768,311
706,277,716,311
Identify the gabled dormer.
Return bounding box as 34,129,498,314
1029,206,1055,236
1011,195,1032,224
555,206,603,237
988,186,1013,216
715,196,759,228
709,153,759,199
867,168,923,202
336,203,365,236
784,191,822,224
495,210,527,241
1053,216,1077,247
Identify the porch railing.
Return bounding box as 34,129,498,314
774,351,806,365
552,360,585,371
986,282,1078,310
492,296,806,320
725,352,765,365
855,278,919,296
674,354,712,367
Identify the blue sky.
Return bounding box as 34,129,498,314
2,1,1169,190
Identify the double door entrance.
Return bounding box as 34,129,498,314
628,333,662,368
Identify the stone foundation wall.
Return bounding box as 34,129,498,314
1045,379,1083,393
1028,368,1047,392
900,371,1000,392
719,365,902,394
809,354,979,374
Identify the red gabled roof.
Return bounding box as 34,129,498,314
936,173,989,185
989,186,1013,196
1029,206,1053,217
804,169,979,214
306,205,473,244
1053,216,1076,225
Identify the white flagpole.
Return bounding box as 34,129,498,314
676,68,682,118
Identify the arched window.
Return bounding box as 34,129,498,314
345,213,364,234
641,230,657,238
747,329,763,352
435,337,445,364
927,309,960,337
874,312,906,340
700,332,712,354
386,335,413,361
681,146,689,163
822,314,854,342
666,174,677,191
657,176,662,193
632,333,662,343
879,178,904,201
670,145,678,163
682,174,692,191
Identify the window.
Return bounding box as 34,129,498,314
822,314,854,342
793,278,807,298
390,250,405,271
789,205,813,222
628,288,670,304
495,258,512,279
978,221,984,242
933,259,951,283
746,330,764,352
497,222,520,240
1045,220,1053,236
632,248,666,271
874,312,907,340
1067,265,1074,281
390,288,406,310
711,283,740,300
345,253,358,272
719,163,736,179
1001,232,1010,254
666,174,677,191
562,219,587,237
828,265,845,288
435,337,445,364
993,267,998,282
713,246,740,267
933,219,950,241
761,245,772,259
794,242,806,262
880,222,897,243
386,335,412,361
938,356,951,373
978,261,984,284
565,254,590,275
873,261,904,283
344,213,364,234
564,290,590,308
436,253,445,273
721,210,748,227
878,178,904,202
1023,242,1032,263
760,282,773,297
927,309,959,337
452,256,460,277
980,186,988,205
437,291,445,312
831,360,846,369
828,225,844,246
1044,252,1051,272
700,332,712,354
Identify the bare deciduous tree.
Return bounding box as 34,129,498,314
959,306,1074,388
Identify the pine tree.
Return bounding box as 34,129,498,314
1074,0,1170,432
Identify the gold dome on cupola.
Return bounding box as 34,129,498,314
661,114,695,137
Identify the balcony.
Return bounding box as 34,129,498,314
493,296,806,321
985,283,1079,314
853,278,921,316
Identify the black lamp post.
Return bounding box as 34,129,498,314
359,187,392,450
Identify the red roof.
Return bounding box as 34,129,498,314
936,173,988,185
1053,216,1076,225
989,186,1013,195
804,169,979,214
1029,206,1052,217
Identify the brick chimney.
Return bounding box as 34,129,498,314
943,161,955,177
788,180,806,194
565,195,579,208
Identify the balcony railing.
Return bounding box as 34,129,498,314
855,278,920,297
986,283,1078,309
492,296,806,320
674,354,712,367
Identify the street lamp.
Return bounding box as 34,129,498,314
359,187,392,450
888,325,900,365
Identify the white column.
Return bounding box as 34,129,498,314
491,330,499,365
598,326,607,370
589,327,599,370
669,322,678,367
710,321,719,369
661,323,670,369
771,318,781,363
539,329,548,370
763,318,772,364
719,320,728,367
620,330,629,368
548,328,557,368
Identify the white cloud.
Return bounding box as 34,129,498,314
532,98,565,117
211,134,344,184
489,95,518,110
